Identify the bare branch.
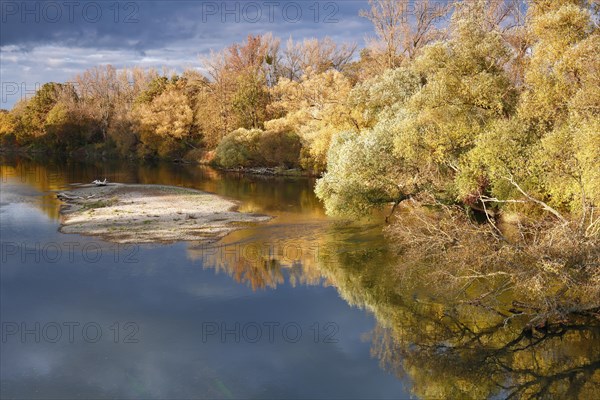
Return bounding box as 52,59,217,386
503,175,568,224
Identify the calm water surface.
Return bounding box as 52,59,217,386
0,157,409,399
1,156,598,399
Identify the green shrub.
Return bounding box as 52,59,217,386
258,129,301,168
214,128,262,168
215,128,301,168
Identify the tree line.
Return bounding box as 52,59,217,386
1,0,597,207
0,32,359,168
1,0,598,222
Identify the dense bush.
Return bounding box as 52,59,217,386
258,129,302,168
317,0,599,223
214,128,301,168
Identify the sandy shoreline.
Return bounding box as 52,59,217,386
57,183,272,244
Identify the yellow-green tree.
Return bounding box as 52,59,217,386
268,70,355,172
317,0,517,215
133,83,195,159
0,110,16,137
457,0,599,226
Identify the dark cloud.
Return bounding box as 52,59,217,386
1,1,372,108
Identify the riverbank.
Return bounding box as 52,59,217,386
0,148,317,177
219,166,316,177
57,183,272,243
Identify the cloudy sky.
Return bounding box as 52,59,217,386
0,0,374,109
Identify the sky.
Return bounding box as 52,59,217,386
0,0,375,109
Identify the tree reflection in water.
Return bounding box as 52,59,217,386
189,218,600,398
2,156,598,398
317,228,600,400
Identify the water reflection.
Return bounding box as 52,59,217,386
0,154,324,219
316,228,600,399
1,155,598,399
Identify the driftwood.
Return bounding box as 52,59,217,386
92,179,108,186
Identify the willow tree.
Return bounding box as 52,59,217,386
348,67,421,129
456,0,599,231
520,0,599,219
317,0,517,216
519,0,598,130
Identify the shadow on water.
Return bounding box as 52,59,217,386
1,154,598,399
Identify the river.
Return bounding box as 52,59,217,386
1,156,598,399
